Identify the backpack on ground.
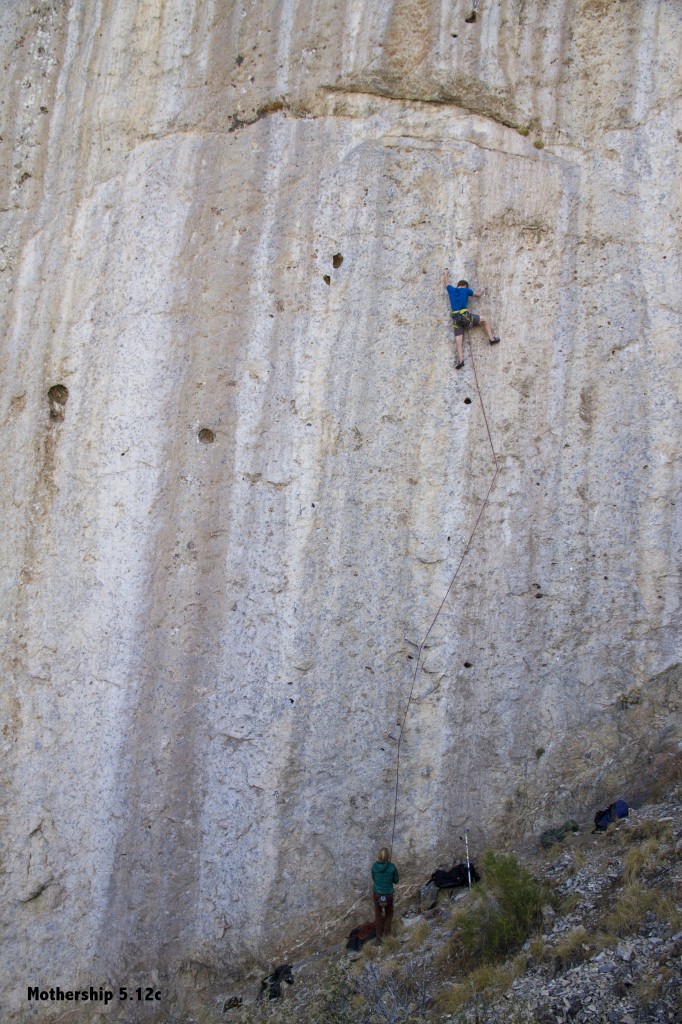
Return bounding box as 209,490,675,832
430,862,479,889
346,921,376,950
594,799,629,832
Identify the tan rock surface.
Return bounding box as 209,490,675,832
0,0,680,1019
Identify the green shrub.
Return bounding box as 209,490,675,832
457,851,543,961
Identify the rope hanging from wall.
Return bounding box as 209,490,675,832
390,332,500,856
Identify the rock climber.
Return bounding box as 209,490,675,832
371,846,399,941
443,268,500,370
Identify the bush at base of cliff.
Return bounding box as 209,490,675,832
457,851,544,961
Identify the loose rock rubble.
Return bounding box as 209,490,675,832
449,787,682,1024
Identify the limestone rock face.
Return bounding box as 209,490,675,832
0,0,680,1018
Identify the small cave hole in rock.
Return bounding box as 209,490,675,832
464,397,472,405
289,698,295,704
323,274,331,285
464,661,473,668
332,252,343,269
535,593,544,598
465,11,477,23
198,428,215,444
47,384,68,420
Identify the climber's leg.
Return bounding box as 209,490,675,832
453,325,465,368
480,315,500,344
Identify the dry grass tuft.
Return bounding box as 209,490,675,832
560,891,581,915
635,972,666,1008
377,934,401,955
434,958,524,1013
407,920,432,948
623,838,661,882
625,819,674,844
359,938,380,961
604,882,678,936
571,848,586,871
554,926,591,968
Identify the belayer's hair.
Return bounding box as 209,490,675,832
457,279,469,287
378,847,390,862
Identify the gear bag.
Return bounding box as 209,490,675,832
594,799,629,832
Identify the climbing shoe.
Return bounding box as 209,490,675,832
455,360,464,370
490,337,500,345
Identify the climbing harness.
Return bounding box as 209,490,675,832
451,308,475,329
390,329,499,856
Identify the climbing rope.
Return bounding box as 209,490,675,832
390,331,499,856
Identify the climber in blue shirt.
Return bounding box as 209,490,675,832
444,268,500,370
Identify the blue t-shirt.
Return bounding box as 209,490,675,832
446,285,473,312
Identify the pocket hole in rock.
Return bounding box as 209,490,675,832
332,253,343,269
47,384,68,420
198,428,215,444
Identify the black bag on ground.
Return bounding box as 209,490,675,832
430,862,479,889
259,965,294,1000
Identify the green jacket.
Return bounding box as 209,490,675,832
372,860,399,894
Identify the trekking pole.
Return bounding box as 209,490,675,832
460,830,472,888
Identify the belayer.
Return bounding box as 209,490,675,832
371,846,399,942
443,268,500,369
